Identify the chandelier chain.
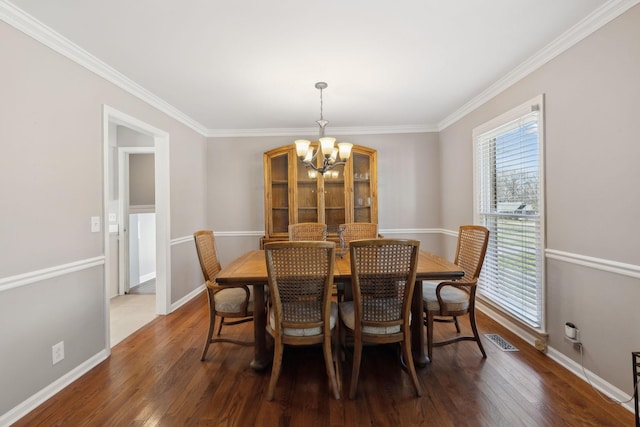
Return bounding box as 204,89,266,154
319,86,324,121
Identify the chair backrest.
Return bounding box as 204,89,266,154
453,225,490,284
288,222,328,241
349,239,419,332
338,223,378,248
193,230,221,282
264,241,336,333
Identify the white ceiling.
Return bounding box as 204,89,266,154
7,0,619,135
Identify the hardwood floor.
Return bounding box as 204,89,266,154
14,292,634,426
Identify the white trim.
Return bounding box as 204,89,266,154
2,235,636,295
545,346,635,414
546,249,640,279
129,204,156,214
476,300,542,346
0,256,104,292
477,302,635,414
117,147,157,294
138,272,156,284
0,1,208,136
206,125,438,138
378,228,456,236
103,105,172,320
0,349,109,427
210,230,266,238
172,229,457,240
170,284,206,312
472,94,547,332
171,235,195,246
438,0,640,131
5,0,636,138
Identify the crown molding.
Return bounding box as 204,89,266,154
437,0,640,131
205,124,438,138
0,0,209,136
3,0,637,138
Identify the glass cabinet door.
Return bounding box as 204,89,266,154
267,151,290,235
263,143,376,245
322,164,346,234
352,152,373,223
295,155,320,223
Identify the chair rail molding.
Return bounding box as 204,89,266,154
0,256,105,293
545,248,640,279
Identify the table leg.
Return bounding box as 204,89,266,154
250,284,270,371
411,279,429,367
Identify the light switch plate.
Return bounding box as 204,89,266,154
91,216,101,232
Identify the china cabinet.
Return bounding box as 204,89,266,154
262,143,377,246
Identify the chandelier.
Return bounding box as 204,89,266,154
294,82,353,176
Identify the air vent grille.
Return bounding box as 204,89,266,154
484,334,518,351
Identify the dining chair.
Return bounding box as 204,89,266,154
337,222,378,249
194,230,255,361
336,223,379,301
339,238,422,399
288,222,328,241
264,241,341,400
422,225,490,360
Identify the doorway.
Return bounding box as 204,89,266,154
102,105,171,351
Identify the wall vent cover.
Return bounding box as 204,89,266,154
484,334,518,351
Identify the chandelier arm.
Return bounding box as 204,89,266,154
301,158,347,175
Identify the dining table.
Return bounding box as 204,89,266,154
215,248,464,371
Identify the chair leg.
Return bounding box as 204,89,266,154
426,311,435,361
402,335,422,397
216,317,224,336
201,309,216,361
349,337,363,399
333,324,342,395
266,340,284,401
453,316,461,333
469,309,487,358
323,331,340,399
339,320,346,363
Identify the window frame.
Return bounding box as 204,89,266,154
472,94,546,333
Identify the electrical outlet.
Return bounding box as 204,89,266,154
564,322,581,347
52,341,64,365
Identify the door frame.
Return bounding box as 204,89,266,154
118,147,155,296
102,105,171,351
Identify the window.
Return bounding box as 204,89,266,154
473,95,545,332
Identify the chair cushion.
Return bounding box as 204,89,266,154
270,302,338,337
214,286,254,313
422,281,469,312
339,301,403,334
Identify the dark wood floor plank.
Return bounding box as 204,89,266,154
12,292,635,426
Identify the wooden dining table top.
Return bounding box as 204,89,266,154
216,248,464,285
215,246,464,370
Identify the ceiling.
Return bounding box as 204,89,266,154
7,0,616,135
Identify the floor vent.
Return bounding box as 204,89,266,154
484,334,518,352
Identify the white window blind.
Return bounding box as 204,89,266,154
473,95,545,331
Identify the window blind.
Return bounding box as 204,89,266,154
473,96,545,331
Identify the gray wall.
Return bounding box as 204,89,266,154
2,2,639,421
129,153,155,206
205,132,443,266
0,19,207,417
438,5,640,396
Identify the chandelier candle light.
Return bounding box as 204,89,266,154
295,82,353,176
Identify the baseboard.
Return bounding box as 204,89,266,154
1,350,109,427
545,346,635,414
477,303,635,414
476,300,541,347
170,284,206,312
